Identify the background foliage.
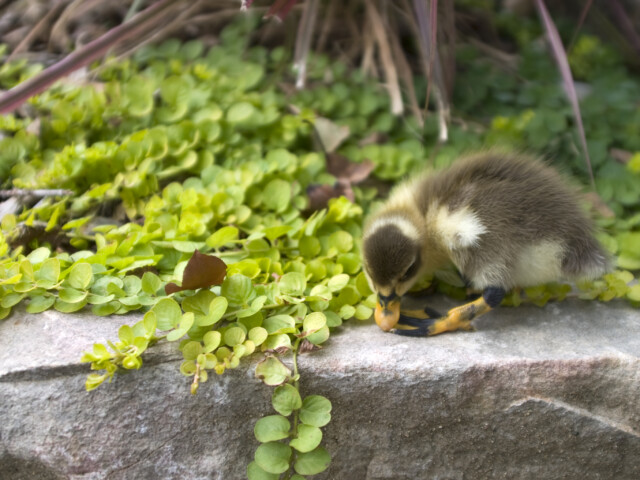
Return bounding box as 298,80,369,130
1,1,640,478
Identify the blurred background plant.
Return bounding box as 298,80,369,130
1,0,640,478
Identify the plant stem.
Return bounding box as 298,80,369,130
283,337,303,480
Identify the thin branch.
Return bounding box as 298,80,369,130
366,1,403,115
534,0,595,188
293,0,321,89
0,189,74,198
0,0,184,115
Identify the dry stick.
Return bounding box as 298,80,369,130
567,0,595,53
360,22,377,77
49,0,105,52
293,0,321,89
366,1,403,115
0,189,74,198
388,15,424,126
534,0,595,188
315,0,338,53
6,1,67,63
104,0,202,66
409,0,449,142
608,0,640,56
0,0,184,115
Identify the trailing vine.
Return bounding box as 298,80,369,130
1,10,640,479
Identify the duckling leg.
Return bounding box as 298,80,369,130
393,287,505,337
391,306,442,336
428,287,505,335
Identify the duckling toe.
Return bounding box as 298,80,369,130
391,324,432,337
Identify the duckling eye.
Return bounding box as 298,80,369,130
400,260,419,282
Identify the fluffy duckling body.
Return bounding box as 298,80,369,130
362,152,609,335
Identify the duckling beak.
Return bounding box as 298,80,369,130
375,293,401,331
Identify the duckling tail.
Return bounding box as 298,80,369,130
562,236,611,280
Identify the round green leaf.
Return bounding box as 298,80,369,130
627,284,640,302
354,304,373,320
327,274,349,292
92,301,120,316
299,395,332,427
123,276,142,295
272,383,302,416
303,312,326,334
27,247,51,264
221,274,252,306
306,326,330,345
254,442,292,475
249,326,268,346
254,415,291,442
227,101,257,124
255,356,291,386
36,258,60,287
197,296,227,326
181,341,203,361
141,271,162,295
54,298,87,313
1,292,25,308
182,289,216,316
262,333,292,351
86,293,116,305
263,179,291,213
299,236,321,258
279,272,306,296
67,263,93,290
151,298,182,330
294,446,331,476
290,424,322,453
203,331,222,352
324,310,342,328
265,225,292,241
26,294,55,313
206,226,239,249
224,326,246,347
247,461,279,480
166,312,195,341
58,287,88,304
263,314,296,335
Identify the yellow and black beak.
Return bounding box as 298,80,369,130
374,292,401,332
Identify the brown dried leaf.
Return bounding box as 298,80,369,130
298,339,322,354
165,250,227,295
313,117,350,153
326,153,375,184
306,182,354,212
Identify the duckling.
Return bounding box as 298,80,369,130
362,151,610,336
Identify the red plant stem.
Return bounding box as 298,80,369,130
0,0,183,115
534,0,595,187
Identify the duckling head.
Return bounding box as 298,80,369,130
362,216,423,331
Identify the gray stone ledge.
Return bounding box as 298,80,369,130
1,298,639,479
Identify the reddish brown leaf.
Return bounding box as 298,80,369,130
326,153,375,184
265,0,299,20
164,250,227,295
306,181,354,212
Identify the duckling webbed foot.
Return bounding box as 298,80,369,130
428,286,505,336
391,306,442,337
394,287,505,337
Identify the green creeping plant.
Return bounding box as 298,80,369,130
1,13,640,477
